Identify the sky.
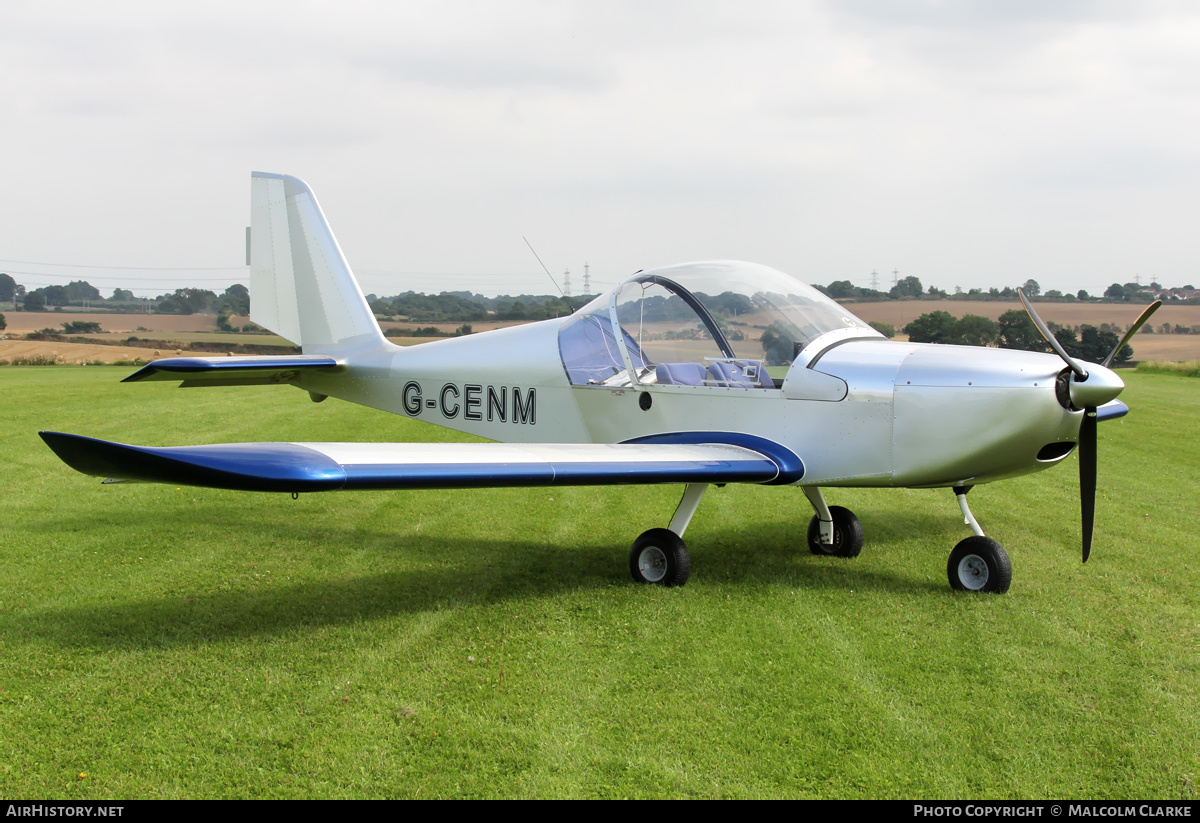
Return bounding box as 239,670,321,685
2,0,1198,299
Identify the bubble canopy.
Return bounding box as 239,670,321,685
558,261,879,387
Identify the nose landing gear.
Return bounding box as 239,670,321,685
947,485,1011,594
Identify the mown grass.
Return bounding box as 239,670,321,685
1,368,1196,799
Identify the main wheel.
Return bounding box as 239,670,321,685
629,528,691,587
806,506,864,558
948,536,1012,593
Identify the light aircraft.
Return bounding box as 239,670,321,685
40,172,1160,593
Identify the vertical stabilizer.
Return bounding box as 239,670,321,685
250,172,385,352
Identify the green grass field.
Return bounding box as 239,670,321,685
1,368,1196,799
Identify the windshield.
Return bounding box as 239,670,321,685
560,261,877,386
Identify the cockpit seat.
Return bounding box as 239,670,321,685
707,361,762,388
656,362,708,386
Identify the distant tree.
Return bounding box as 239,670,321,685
890,275,923,299
23,291,46,311
825,280,858,299
111,288,135,302
1053,327,1081,358
1079,325,1129,364
218,284,250,316
0,273,15,302
1022,279,1040,298
171,288,217,315
0,312,5,331
1044,289,1062,299
65,280,102,301
868,321,895,338
760,323,795,365
926,284,948,298
904,311,958,344
1077,289,1090,301
956,314,999,347
1104,283,1126,300
40,285,69,306
61,321,102,334
997,309,1048,352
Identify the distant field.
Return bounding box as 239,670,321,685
89,330,295,347
844,299,1200,328
0,339,163,364
0,367,1196,798
3,310,219,334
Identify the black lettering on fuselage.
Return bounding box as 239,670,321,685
464,384,483,421
402,381,422,416
513,387,536,425
439,383,460,418
487,386,506,422
404,382,535,425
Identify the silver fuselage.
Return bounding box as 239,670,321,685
295,319,1090,489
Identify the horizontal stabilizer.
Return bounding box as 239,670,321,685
39,433,801,493
122,355,340,386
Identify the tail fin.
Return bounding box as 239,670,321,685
249,172,386,352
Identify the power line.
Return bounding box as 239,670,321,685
2,269,242,282
0,258,244,271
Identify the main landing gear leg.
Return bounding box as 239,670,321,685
947,485,1011,594
629,483,707,587
803,487,863,558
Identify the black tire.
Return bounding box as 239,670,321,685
629,528,691,587
806,506,864,558
948,536,1012,594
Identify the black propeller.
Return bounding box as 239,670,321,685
1018,291,1161,562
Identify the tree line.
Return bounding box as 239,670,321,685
902,310,1135,363
816,275,1195,305
0,273,250,317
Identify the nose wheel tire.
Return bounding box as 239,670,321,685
806,506,864,558
630,528,691,587
948,536,1012,593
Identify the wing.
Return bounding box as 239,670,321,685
122,355,340,387
39,432,804,492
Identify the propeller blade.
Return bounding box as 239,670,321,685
1018,290,1087,379
1101,300,1162,368
1079,408,1097,563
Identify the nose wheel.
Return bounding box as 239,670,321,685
948,536,1011,593
945,486,1011,593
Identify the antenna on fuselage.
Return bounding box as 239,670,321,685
522,237,564,297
